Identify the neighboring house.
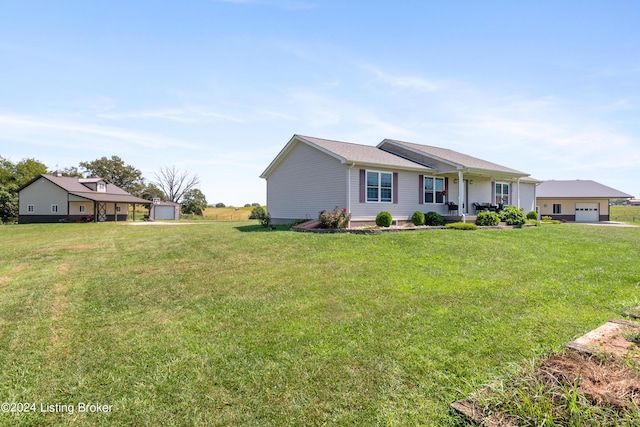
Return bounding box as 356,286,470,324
149,200,181,220
18,172,150,224
537,180,632,222
260,134,538,225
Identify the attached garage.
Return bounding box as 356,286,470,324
537,180,632,222
575,203,599,222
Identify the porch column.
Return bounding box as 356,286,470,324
458,170,464,215
517,178,521,209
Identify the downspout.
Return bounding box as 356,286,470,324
517,178,521,209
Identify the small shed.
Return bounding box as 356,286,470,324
149,200,181,220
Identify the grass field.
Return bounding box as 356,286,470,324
611,205,640,225
0,222,639,425
130,206,257,221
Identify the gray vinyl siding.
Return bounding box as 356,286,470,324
515,182,536,213
19,177,68,215
349,169,450,221
266,142,347,222
467,178,493,206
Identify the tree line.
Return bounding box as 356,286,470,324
0,155,206,223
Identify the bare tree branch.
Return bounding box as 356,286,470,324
153,166,200,203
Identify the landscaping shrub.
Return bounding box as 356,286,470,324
249,205,266,219
424,211,445,226
476,211,500,226
259,212,271,228
318,207,351,229
411,210,425,226
445,222,477,230
526,211,538,220
376,211,393,227
499,206,526,226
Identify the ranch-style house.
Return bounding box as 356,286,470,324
261,134,538,225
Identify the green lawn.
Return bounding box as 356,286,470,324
611,205,640,225
0,222,639,426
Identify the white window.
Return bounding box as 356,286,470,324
495,182,509,205
27,204,34,212
553,204,562,214
79,205,86,213
116,205,121,213
366,171,392,203
424,177,445,204
98,182,106,192
51,204,59,213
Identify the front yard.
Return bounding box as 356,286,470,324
0,222,638,425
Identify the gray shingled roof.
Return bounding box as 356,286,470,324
296,135,433,171
31,175,150,204
379,139,529,176
537,180,632,198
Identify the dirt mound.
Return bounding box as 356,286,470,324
539,351,640,409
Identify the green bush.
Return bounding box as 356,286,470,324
476,211,500,226
259,212,271,228
411,210,425,226
424,211,445,226
319,207,351,229
249,205,266,219
499,206,526,226
526,211,538,220
446,222,477,230
376,211,393,227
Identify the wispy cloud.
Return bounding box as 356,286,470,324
0,113,198,149
359,63,440,92
210,0,316,10
97,107,244,123
98,109,195,122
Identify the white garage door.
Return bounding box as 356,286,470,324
575,203,599,222
155,205,176,220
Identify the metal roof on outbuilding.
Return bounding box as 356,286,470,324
537,180,632,199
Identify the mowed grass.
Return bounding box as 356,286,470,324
611,205,640,225
0,222,639,426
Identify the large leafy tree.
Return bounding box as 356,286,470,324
59,166,83,178
0,157,48,223
0,157,48,187
0,185,18,223
140,183,166,201
79,156,144,195
181,188,208,215
153,166,199,203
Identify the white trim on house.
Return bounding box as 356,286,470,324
366,170,393,203
262,134,539,224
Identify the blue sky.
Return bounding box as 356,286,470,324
1,0,639,204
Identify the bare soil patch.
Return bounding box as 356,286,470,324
453,319,640,425
540,351,640,409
